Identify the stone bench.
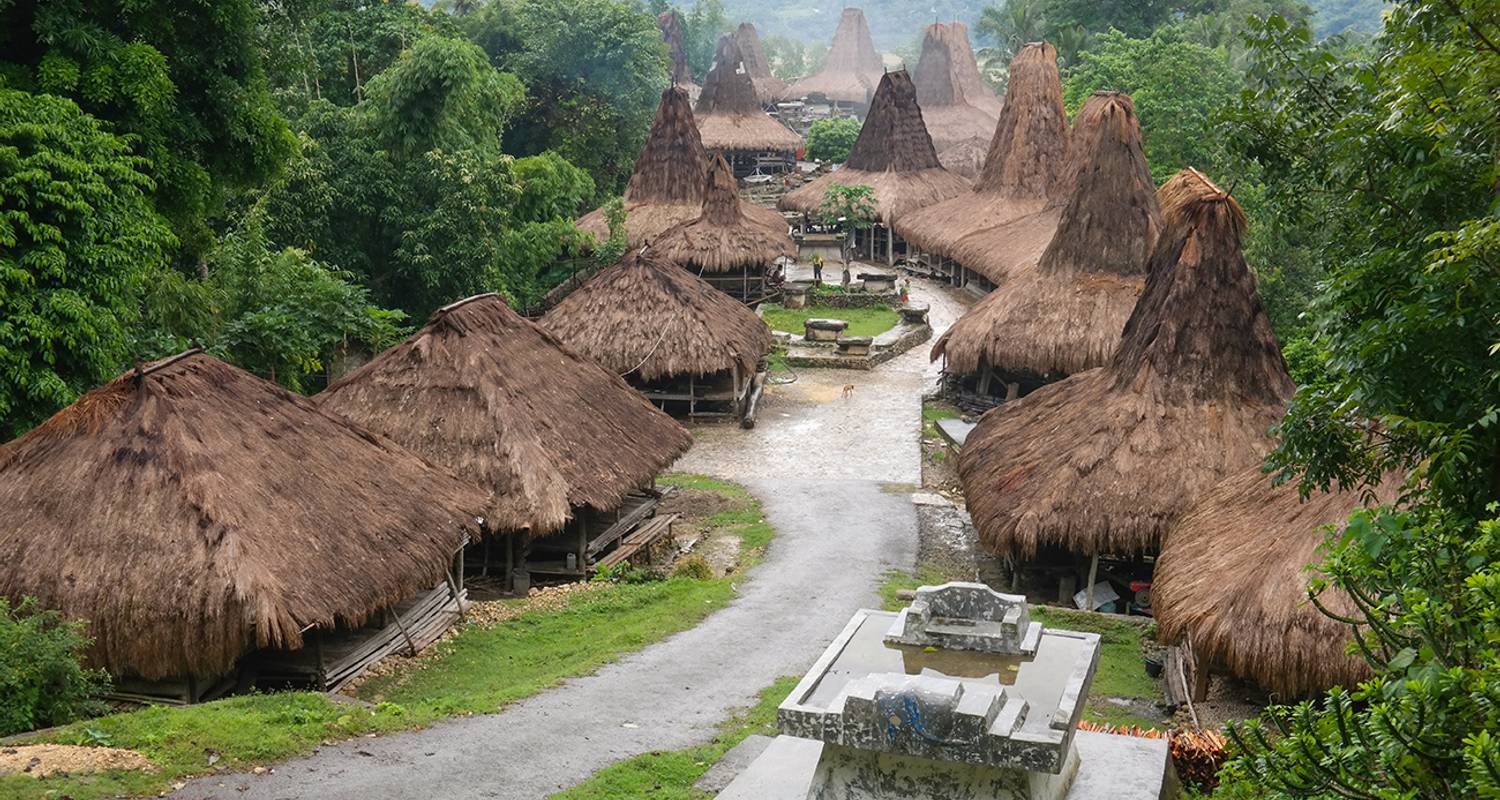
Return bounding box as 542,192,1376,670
900,303,930,325
803,318,848,342
836,336,873,357
782,282,810,309
858,272,896,293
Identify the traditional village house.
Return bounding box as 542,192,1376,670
957,170,1294,601
696,36,804,177
893,42,1069,290
657,10,700,101
779,69,970,266
542,246,774,426
733,22,788,106
0,351,488,702
911,22,1002,154
784,7,884,112
318,294,692,588
932,93,1161,406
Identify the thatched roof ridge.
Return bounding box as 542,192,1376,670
320,295,692,535
658,10,694,87
0,352,486,679
912,23,1002,150
891,42,1068,255
779,71,970,225
696,36,804,153
651,155,795,271
937,135,990,180
932,92,1161,375
542,249,773,382
785,8,884,105
957,170,1293,558
1155,468,1401,697
734,23,789,103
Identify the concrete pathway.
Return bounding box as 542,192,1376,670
176,279,972,800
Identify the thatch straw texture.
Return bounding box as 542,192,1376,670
658,10,695,88
697,36,803,154
734,23,789,104
779,70,970,225
651,155,795,272
912,23,1002,151
957,169,1294,558
577,86,710,246
938,135,990,180
893,42,1068,256
320,295,692,536
785,8,884,105
933,93,1161,374
0,352,487,679
542,249,773,382
1155,468,1401,697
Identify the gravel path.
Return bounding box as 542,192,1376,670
175,279,972,800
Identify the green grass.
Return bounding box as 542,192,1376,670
922,401,962,439
8,475,770,800
548,677,799,800
759,304,900,338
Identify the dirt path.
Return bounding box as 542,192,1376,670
175,280,972,800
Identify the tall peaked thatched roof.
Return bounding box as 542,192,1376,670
0,351,486,679
1154,468,1400,698
957,169,1294,558
893,42,1069,257
937,135,990,180
696,36,803,154
651,154,795,272
779,70,970,225
785,7,884,106
542,248,773,382
577,87,710,246
912,23,1002,151
933,93,1161,375
320,295,692,535
734,23,788,103
658,10,696,89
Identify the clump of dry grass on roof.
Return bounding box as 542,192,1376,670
696,36,803,154
734,23,788,103
577,86,709,246
542,247,773,383
779,70,970,225
912,23,1002,151
1155,468,1402,697
320,295,692,536
785,8,884,106
651,154,795,272
0,351,487,680
933,93,1161,374
957,169,1294,559
893,42,1069,256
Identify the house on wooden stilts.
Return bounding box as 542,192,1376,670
784,8,884,115
696,35,804,178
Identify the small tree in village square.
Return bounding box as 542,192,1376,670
816,184,877,281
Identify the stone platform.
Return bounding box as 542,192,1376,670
783,321,931,371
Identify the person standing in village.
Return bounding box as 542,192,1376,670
811,252,823,284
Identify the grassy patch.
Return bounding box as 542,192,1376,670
921,401,962,438
549,677,799,800
759,304,900,338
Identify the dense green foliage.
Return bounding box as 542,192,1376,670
0,597,109,737
805,117,862,163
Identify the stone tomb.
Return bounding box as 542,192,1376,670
859,272,896,293
835,336,873,357
716,583,1171,800
804,318,849,342
900,303,930,326
783,283,811,309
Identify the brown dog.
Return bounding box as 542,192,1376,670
842,384,855,399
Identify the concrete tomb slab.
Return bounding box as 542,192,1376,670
805,318,849,342
836,336,874,356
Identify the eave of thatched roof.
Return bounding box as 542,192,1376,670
319,295,692,535
912,23,1001,151
785,8,884,105
934,93,1161,371
0,351,487,680
1154,468,1402,697
651,154,795,272
696,36,803,153
542,249,773,382
957,169,1294,558
779,70,970,226
735,23,789,104
893,42,1068,256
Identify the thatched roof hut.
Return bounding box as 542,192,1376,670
892,42,1069,258
912,23,1002,152
1153,468,1400,697
734,23,788,104
779,70,970,226
933,93,1161,376
937,135,990,180
658,10,699,97
542,248,773,383
319,295,692,536
785,8,884,106
652,154,795,273
577,87,709,246
0,351,487,680
957,169,1294,558
696,36,803,156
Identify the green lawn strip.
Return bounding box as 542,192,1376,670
9,475,767,800
759,304,900,338
548,676,799,800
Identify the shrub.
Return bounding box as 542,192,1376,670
805,117,862,163
0,597,110,736
671,555,715,581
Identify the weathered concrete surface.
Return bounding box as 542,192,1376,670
694,734,775,795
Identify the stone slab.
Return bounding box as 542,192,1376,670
935,418,976,447
694,734,777,795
